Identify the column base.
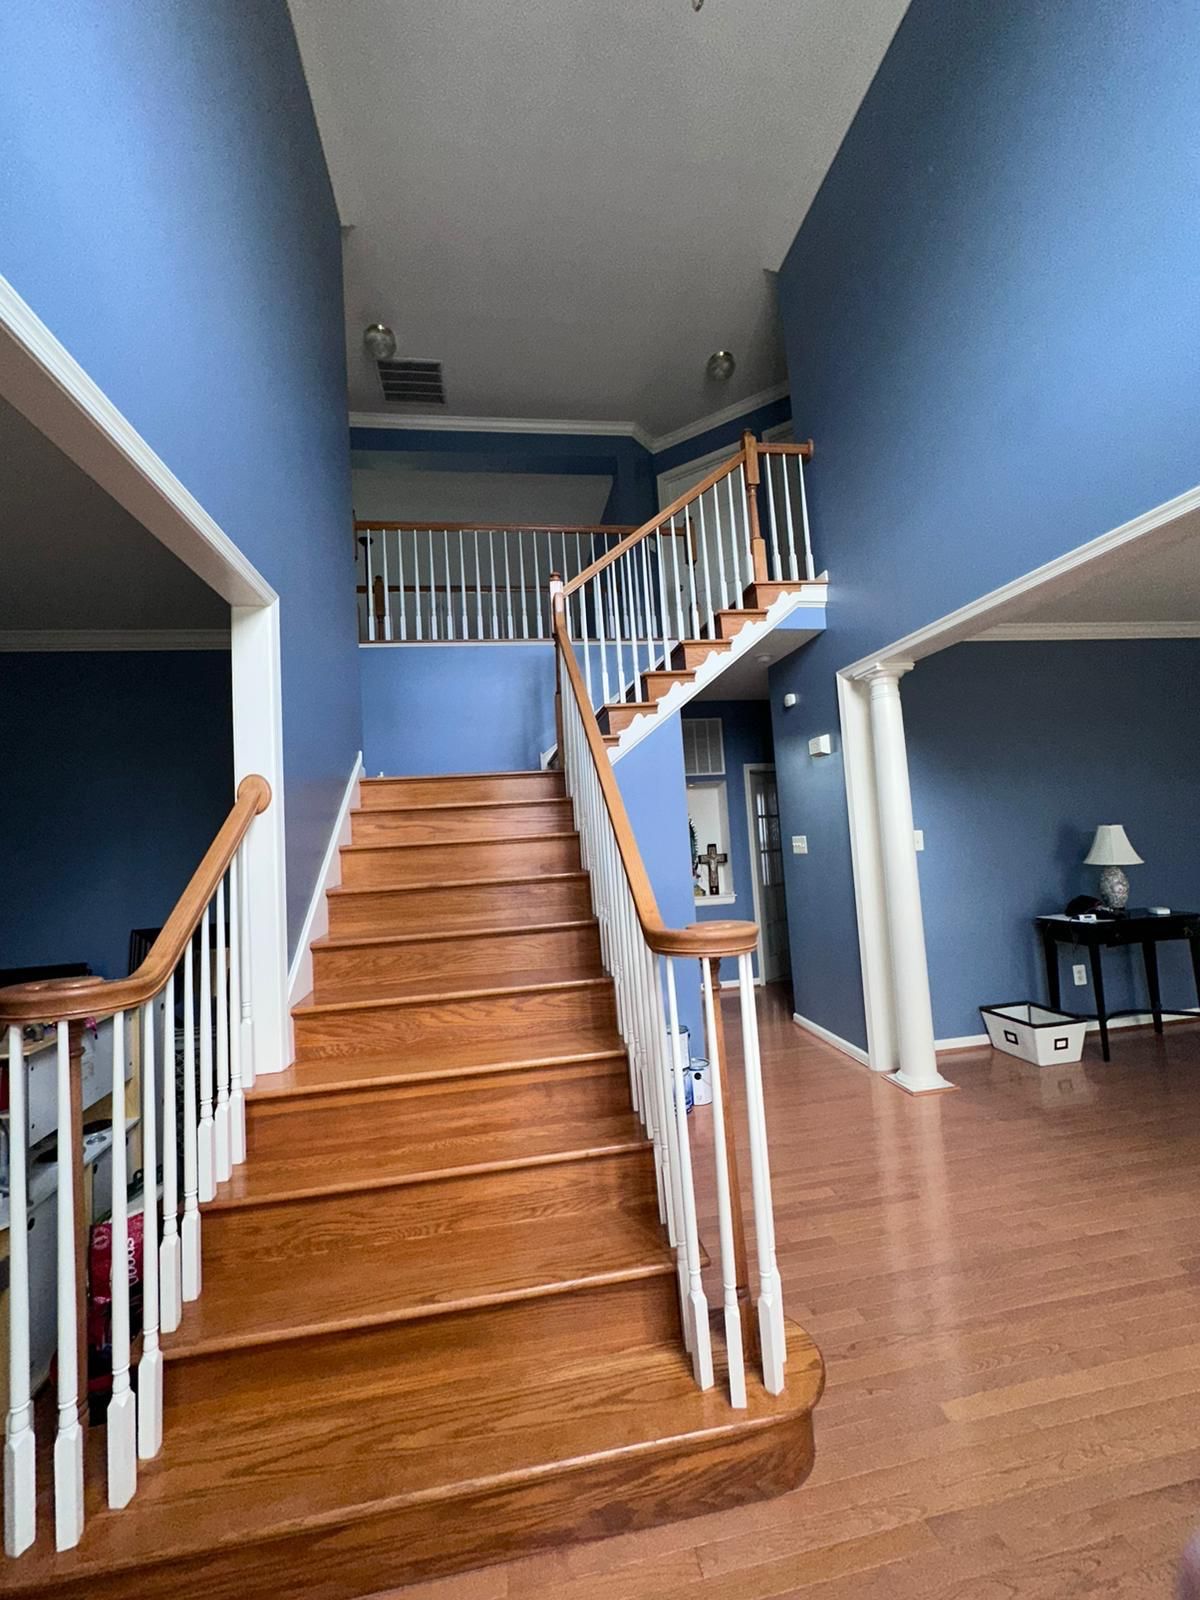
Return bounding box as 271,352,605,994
886,1068,958,1095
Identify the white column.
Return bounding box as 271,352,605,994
862,662,954,1094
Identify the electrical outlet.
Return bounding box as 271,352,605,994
913,829,925,851
1073,963,1088,986
792,835,808,855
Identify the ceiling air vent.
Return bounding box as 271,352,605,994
376,357,446,406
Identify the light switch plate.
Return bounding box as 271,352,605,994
913,829,924,851
792,835,808,855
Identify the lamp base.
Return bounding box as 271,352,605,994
1099,864,1130,912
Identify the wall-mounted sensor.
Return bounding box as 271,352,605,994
782,692,798,709
808,734,833,757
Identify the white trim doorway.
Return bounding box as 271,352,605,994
0,274,290,1073
836,480,1200,1093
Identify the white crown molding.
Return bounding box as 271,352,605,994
646,382,791,456
0,629,231,652
350,410,653,450
349,380,792,458
969,621,1200,642
842,479,1200,679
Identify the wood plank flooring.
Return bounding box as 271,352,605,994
380,992,1200,1600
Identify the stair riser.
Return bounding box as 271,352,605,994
670,640,731,670
602,703,648,735
341,834,580,888
201,1144,658,1252
351,798,574,845
642,671,694,703
360,773,564,808
743,580,801,609
312,922,602,999
327,876,593,937
294,981,617,1058
163,1270,679,1416
66,1419,813,1600
715,610,766,640
245,1067,634,1162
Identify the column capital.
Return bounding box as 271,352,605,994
857,659,915,689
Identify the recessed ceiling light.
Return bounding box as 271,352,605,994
706,350,735,382
692,0,704,10
756,654,771,664
363,322,397,361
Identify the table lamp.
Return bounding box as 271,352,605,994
1084,824,1143,912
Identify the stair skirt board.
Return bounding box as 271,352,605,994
609,583,825,762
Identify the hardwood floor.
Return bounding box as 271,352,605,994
381,993,1200,1600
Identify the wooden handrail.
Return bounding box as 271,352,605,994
561,450,746,597
551,594,756,960
758,440,815,459
355,520,635,534
0,775,272,1027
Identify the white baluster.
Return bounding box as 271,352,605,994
763,455,783,582
639,537,657,670
411,531,423,641
518,534,530,640
3,1027,36,1554
607,566,624,708
621,554,640,691
475,530,485,638
532,532,543,638
459,529,469,639
503,534,514,640
697,490,716,637
662,960,713,1389
701,961,747,1408
594,574,609,705
380,524,392,640
775,456,799,582
489,533,499,639
214,877,231,1184
53,1022,84,1549
182,932,202,1300
198,900,215,1203
702,487,729,615
580,583,593,703
238,841,254,1089
725,467,744,604
654,529,673,675
427,529,438,641
396,527,407,640
106,1009,138,1504
684,507,701,639
159,970,182,1334
229,851,246,1165
668,514,687,652
797,454,815,580
737,951,785,1393
738,463,755,591
138,1003,163,1458
364,532,376,642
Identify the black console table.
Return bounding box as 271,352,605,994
1035,910,1200,1061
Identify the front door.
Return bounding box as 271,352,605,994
748,766,789,983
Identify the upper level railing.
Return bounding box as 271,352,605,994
0,777,272,1556
354,522,632,643
550,579,787,1407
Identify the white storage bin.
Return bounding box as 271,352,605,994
980,1003,1088,1066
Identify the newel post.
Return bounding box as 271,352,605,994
741,431,768,583
549,572,565,762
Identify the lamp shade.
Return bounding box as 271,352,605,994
1084,824,1143,867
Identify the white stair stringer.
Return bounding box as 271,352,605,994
609,580,827,763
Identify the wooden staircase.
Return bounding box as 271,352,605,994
12,769,822,1600
597,579,803,739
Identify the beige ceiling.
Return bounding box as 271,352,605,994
0,396,228,632
288,0,911,433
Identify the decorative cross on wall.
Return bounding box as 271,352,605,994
699,841,728,897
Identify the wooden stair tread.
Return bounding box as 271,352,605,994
292,967,610,1014
327,868,587,898
16,1323,821,1588
252,1032,626,1098
227,1068,644,1204
310,916,597,951
340,830,577,855
162,1199,673,1358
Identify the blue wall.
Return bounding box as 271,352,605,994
770,0,1200,1047
614,715,702,1041
0,2,361,957
0,653,233,981
905,640,1200,1040
350,428,657,528
682,701,775,981
361,644,557,776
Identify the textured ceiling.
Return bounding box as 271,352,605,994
289,0,911,433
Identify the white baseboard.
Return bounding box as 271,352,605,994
287,752,362,1018
936,1010,1197,1054
792,1012,871,1067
